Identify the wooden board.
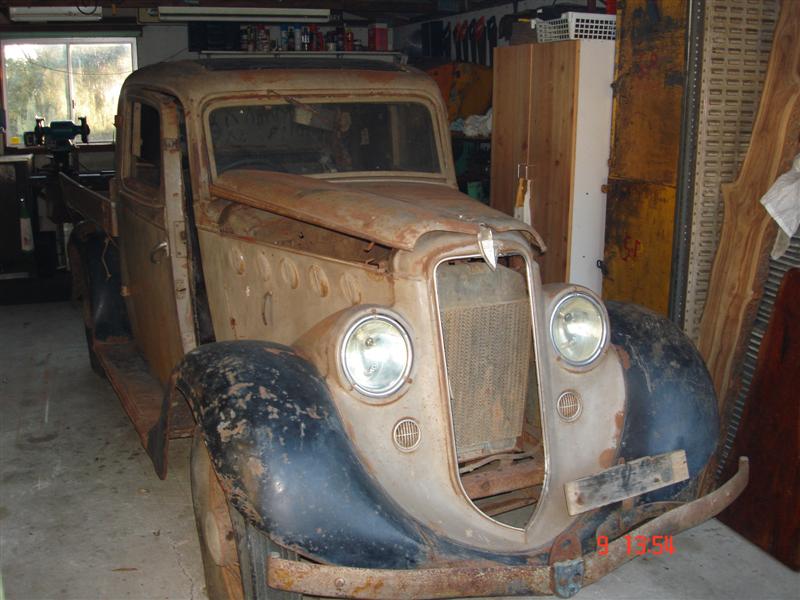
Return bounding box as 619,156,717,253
718,269,800,570
564,450,689,516
603,180,676,315
60,172,118,236
697,0,800,406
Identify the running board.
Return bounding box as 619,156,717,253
93,341,194,446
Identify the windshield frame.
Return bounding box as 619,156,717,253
202,90,451,183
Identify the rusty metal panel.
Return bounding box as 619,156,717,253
609,0,687,184
211,172,547,253
603,180,676,315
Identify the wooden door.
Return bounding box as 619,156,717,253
490,42,579,284
117,93,186,384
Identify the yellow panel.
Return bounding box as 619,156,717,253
602,179,675,315
609,0,686,185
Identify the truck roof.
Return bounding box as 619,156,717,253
123,58,439,107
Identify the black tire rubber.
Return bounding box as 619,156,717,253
228,506,301,600
68,237,105,378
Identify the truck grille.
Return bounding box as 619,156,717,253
436,260,533,461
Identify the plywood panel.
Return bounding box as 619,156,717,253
491,41,579,285
490,44,533,216
529,41,579,284
603,180,675,315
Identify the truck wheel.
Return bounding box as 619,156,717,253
67,237,105,378
190,432,301,600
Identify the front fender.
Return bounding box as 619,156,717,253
608,302,719,501
174,340,434,569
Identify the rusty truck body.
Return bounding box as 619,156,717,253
62,57,747,599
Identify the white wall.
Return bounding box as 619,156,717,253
137,24,198,67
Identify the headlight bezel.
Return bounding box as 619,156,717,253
340,312,413,399
548,290,609,369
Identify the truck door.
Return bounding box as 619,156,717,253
116,92,194,384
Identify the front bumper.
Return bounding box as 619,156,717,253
268,457,748,599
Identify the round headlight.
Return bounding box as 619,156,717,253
342,314,412,397
550,293,607,366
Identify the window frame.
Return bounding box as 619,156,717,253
122,95,165,201
202,92,448,183
1,36,138,146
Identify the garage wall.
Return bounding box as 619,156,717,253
138,24,197,67
393,0,591,58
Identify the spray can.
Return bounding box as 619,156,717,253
19,198,34,253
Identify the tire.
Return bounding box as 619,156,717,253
68,237,105,378
190,431,301,600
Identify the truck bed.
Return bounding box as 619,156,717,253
60,172,117,236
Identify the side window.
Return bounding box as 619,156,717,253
129,101,161,189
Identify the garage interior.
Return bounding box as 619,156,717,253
0,1,798,599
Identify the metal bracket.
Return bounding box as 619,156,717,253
552,558,584,598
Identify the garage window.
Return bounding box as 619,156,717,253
1,38,137,144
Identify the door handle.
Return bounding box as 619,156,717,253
149,240,169,264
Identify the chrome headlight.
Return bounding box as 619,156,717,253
550,292,608,367
341,314,412,397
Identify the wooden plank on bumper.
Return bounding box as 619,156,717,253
564,450,689,516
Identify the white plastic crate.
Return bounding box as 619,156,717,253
535,12,616,43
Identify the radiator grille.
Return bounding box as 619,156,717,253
437,261,532,461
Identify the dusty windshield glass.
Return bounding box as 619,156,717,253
209,100,440,176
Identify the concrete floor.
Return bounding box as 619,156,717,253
1,301,798,600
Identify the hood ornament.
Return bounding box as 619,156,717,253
478,224,498,271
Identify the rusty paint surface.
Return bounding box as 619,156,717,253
609,0,687,184
269,559,554,598
602,180,676,314
266,458,748,598
211,172,546,253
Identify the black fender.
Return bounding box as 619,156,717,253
174,341,568,569
68,225,131,341
608,302,719,501
174,340,439,569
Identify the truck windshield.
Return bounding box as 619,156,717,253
209,100,441,176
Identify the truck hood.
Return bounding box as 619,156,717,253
210,170,546,252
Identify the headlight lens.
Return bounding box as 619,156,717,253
342,315,412,397
550,293,607,366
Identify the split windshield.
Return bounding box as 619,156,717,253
209,99,441,176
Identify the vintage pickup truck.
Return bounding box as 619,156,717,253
62,56,748,599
